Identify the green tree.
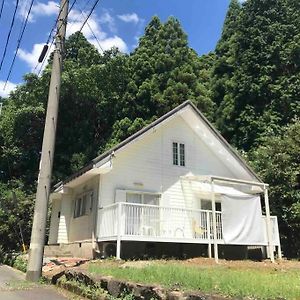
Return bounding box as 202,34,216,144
214,0,300,150
124,16,215,121
248,120,300,257
0,181,34,251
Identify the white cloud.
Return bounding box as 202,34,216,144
18,8,128,72
90,36,128,53
67,9,128,53
0,81,18,98
31,1,59,18
99,10,117,33
18,43,54,72
18,0,59,22
117,13,140,24
67,9,106,39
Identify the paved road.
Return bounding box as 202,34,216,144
0,265,68,300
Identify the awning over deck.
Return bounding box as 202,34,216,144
181,175,266,246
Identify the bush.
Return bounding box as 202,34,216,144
13,255,27,273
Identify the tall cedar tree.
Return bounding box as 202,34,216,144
122,16,214,121
214,0,300,150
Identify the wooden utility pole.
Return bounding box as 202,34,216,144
26,0,68,282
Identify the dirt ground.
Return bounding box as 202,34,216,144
182,257,300,270
88,257,300,271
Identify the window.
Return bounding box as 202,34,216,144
173,142,185,166
200,199,221,211
179,143,185,166
74,191,94,218
126,192,160,205
125,192,161,235
172,142,178,165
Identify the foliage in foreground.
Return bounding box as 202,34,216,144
89,262,300,300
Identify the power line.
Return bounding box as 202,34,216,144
46,0,71,45
4,0,35,89
35,0,78,76
86,20,104,52
79,8,104,52
0,0,5,22
68,0,101,62
0,0,19,71
36,0,101,76
78,0,100,33
66,0,92,33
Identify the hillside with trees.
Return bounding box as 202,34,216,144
0,0,299,257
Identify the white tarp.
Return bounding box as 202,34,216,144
221,194,265,245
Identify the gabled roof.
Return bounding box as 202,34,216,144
54,100,261,189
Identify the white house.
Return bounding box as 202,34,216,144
47,101,281,261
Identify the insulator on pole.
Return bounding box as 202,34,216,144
38,44,49,63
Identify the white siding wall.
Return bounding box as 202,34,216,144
57,194,72,243
68,176,99,242
97,116,237,237
48,198,61,244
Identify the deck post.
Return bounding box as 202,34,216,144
206,211,212,258
116,202,122,260
275,216,282,260
211,180,218,263
264,186,274,262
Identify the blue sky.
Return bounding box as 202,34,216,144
0,0,231,97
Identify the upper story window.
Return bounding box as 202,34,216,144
173,142,185,166
74,191,94,218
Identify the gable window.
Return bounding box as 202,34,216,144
173,142,185,166
74,191,94,218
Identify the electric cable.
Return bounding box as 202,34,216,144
78,7,104,52
35,0,79,75
0,0,5,22
0,0,20,71
3,0,35,89
37,0,101,76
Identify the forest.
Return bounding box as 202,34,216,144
0,0,299,257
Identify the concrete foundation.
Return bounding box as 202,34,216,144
44,241,93,258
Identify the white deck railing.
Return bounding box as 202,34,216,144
98,202,223,242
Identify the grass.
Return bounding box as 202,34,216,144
3,279,37,291
88,261,300,300
57,276,134,300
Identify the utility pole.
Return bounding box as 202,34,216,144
26,0,68,282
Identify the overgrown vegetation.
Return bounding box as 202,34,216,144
57,276,135,300
0,0,299,256
89,261,300,300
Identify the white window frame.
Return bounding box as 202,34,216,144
125,190,161,205
200,199,222,212
172,141,185,167
73,190,94,218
